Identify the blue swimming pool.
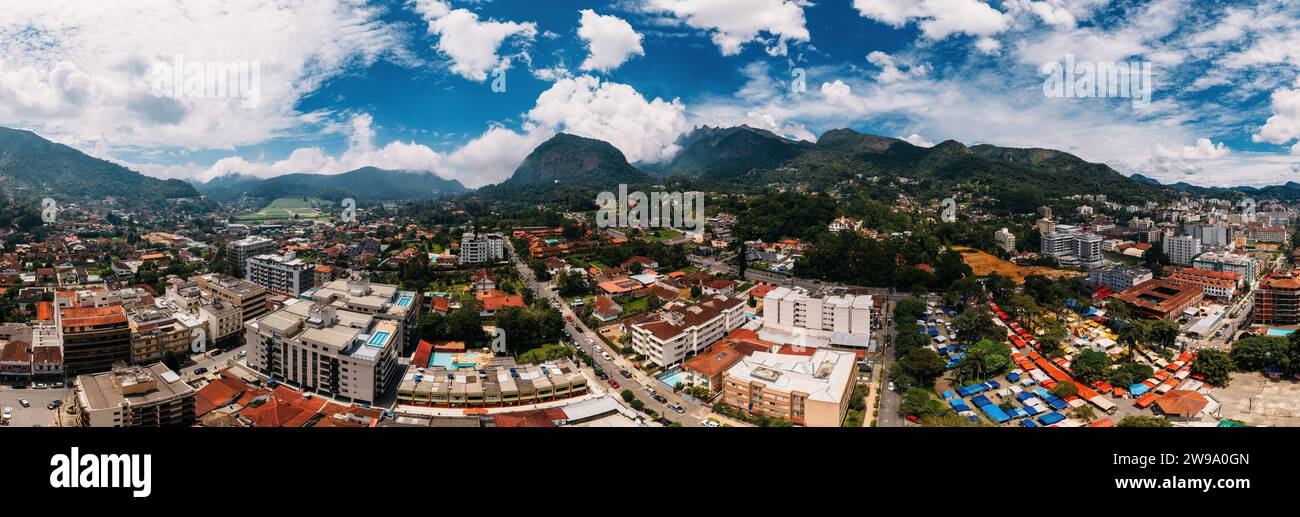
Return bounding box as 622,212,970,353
367,331,391,346
1267,328,1296,337
657,368,691,388
428,352,482,369
395,295,413,308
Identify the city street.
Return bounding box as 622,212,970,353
509,241,710,427
877,299,903,427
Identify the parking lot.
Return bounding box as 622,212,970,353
1,385,73,427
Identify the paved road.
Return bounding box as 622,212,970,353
508,242,710,427
877,299,903,427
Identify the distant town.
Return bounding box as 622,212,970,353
0,184,1296,430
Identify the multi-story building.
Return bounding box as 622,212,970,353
630,295,746,367
1113,279,1205,320
1254,273,1300,326
304,277,421,353
1088,265,1153,292
1250,224,1288,244
396,357,587,407
246,252,311,295
74,362,196,427
458,232,505,264
721,348,857,427
192,273,269,322
994,228,1016,253
245,300,401,405
1041,227,1103,268
1163,234,1202,266
761,287,872,349
1166,267,1242,300
1193,251,1256,281
226,235,276,275
125,307,195,365
57,305,131,375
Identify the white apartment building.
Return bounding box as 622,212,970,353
226,235,276,275
1193,251,1257,281
1041,228,1103,268
630,295,746,367
459,232,506,264
994,228,1016,253
761,287,872,349
247,252,312,295
1088,265,1153,292
245,300,402,405
1163,234,1202,266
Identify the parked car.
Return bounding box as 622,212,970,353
18,399,30,408
887,381,896,392
653,395,669,404
193,367,208,375
703,420,721,428
619,370,632,378
669,404,686,414
906,415,921,424
609,381,620,389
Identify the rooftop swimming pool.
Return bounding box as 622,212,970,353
367,331,391,346
1267,328,1296,337
395,295,414,308
428,351,487,369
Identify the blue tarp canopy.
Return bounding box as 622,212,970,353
1022,405,1042,416
1020,419,1038,428
1007,373,1021,383
1038,412,1066,426
950,400,971,412
986,380,1001,389
942,390,955,399
1016,392,1036,403
1130,383,1151,396
971,395,993,407
980,404,1010,423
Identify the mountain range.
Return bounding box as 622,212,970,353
0,126,198,204
193,166,468,203
4,123,1296,208
487,126,1175,209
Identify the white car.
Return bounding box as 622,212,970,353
887,381,896,392
2,407,10,420
703,420,720,428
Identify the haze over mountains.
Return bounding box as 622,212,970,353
192,167,468,203
6,123,1300,206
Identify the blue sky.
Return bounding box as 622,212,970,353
0,0,1298,188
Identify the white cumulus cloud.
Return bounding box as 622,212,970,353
644,0,811,56
410,0,538,81
577,10,644,72
852,0,1009,41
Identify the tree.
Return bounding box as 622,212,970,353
1192,349,1234,387
891,348,947,389
954,339,1012,382
1117,415,1173,428
1071,349,1111,384
1146,319,1180,350
953,306,1002,344
894,323,931,358
1229,336,1290,372
898,388,949,420
1050,381,1078,399
1107,362,1154,388
621,389,635,403
893,298,928,323
1105,300,1131,322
